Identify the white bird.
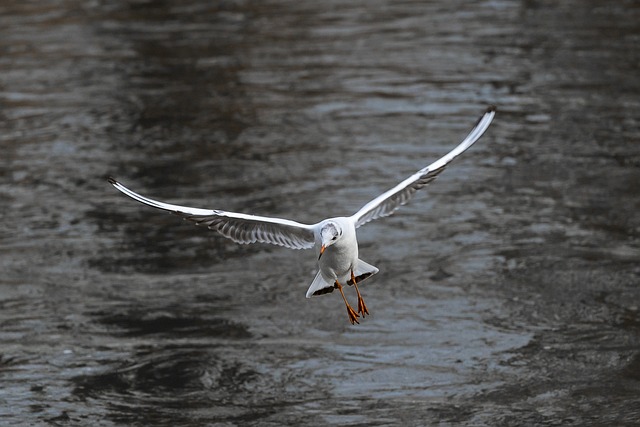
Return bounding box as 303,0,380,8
109,106,496,324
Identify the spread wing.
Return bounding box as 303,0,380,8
108,178,317,249
350,106,496,228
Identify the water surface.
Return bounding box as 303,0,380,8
1,0,639,425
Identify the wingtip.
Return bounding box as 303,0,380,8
471,105,497,129
107,176,118,185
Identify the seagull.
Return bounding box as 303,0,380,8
108,106,496,324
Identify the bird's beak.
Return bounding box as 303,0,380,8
318,244,326,260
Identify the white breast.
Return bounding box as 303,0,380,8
318,219,359,282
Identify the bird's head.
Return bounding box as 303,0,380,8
318,221,343,259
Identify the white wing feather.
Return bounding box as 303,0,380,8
108,178,317,250
351,106,496,228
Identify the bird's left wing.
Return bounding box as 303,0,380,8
108,178,317,249
350,106,496,228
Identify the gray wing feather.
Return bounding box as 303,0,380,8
108,178,316,250
351,106,496,228
188,213,316,249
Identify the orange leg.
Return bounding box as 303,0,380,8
335,280,359,325
351,270,369,316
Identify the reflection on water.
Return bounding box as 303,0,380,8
1,0,639,425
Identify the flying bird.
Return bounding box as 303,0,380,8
109,106,496,324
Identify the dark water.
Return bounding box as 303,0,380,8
1,0,639,425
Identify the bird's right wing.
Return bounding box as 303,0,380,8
350,106,496,228
108,178,317,249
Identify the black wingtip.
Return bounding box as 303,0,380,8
487,105,497,113
107,176,118,185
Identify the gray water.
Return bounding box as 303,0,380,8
1,0,639,425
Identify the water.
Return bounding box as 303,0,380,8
1,0,639,425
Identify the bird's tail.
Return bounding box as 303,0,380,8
348,259,379,286
305,259,379,298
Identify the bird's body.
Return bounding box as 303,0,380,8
312,217,378,285
316,218,358,285
109,106,496,324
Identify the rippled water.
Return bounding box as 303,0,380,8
1,0,639,425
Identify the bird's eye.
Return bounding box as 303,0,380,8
332,236,337,241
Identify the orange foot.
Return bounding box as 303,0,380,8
335,279,360,325
351,270,370,317
345,302,360,325
356,291,369,317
